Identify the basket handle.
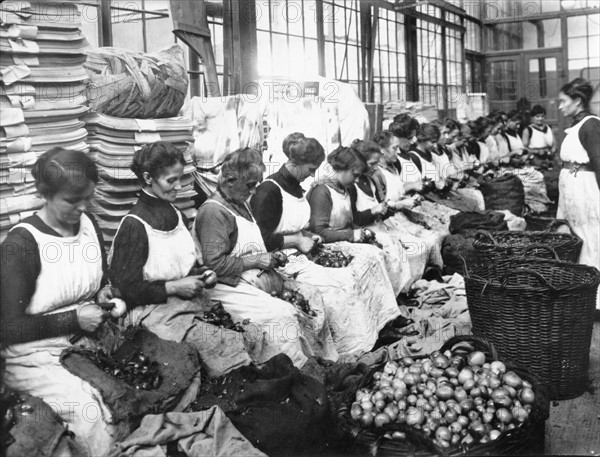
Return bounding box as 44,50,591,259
499,267,557,292
520,243,560,261
545,219,573,235
474,230,499,246
439,335,500,361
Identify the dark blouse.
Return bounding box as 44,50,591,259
195,192,253,287
250,165,304,251
109,190,190,308
0,212,108,345
307,182,355,242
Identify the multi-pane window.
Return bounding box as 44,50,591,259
256,1,320,79
567,13,600,113
373,8,406,102
417,16,444,106
414,6,465,110
322,0,362,95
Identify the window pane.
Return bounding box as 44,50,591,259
324,42,336,78
287,1,303,36
567,15,588,37
257,31,272,76
304,1,318,38
256,1,271,30
569,37,588,59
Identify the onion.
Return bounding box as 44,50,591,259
350,403,363,420
467,351,486,367
405,407,425,426
512,406,529,423
458,368,474,385
359,412,374,426
519,387,535,404
392,431,406,440
429,367,444,378
435,426,451,442
384,361,399,375
490,361,506,375
445,367,459,379
449,422,462,434
435,386,454,401
496,408,512,424
403,373,419,386
374,412,392,427
489,430,501,440
432,354,450,369
502,371,523,389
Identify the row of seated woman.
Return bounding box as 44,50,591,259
0,121,480,455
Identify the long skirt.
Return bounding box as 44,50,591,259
279,242,400,357
557,169,600,309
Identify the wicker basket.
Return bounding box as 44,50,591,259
472,228,582,266
524,216,569,232
465,260,600,400
337,335,549,456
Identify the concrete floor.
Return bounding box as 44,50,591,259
545,320,600,456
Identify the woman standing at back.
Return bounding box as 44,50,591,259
557,78,600,312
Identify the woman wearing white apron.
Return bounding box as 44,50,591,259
374,130,445,273
349,139,414,293
523,104,557,162
306,146,401,355
251,135,399,356
1,148,118,456
194,148,337,366
109,142,252,378
557,78,600,311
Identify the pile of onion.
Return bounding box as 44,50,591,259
349,350,536,449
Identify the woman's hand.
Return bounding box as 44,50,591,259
166,276,206,298
352,229,365,243
198,269,218,289
404,180,423,193
96,285,115,303
77,303,111,332
370,201,388,216
245,252,277,270
295,236,317,254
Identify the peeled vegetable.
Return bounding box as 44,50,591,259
347,347,536,451
109,298,127,318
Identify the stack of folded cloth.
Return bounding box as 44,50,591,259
0,1,89,241
84,112,197,245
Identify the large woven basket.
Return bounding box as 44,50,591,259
472,227,582,266
337,335,549,456
524,216,569,232
465,259,600,400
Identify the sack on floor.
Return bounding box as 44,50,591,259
192,353,330,456
478,173,525,216
60,328,200,425
449,210,508,238
2,391,85,457
442,235,480,276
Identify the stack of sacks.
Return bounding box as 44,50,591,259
0,1,90,241
84,112,196,245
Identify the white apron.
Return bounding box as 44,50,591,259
266,180,397,356
476,140,491,164
376,169,446,272
354,181,413,294
557,115,600,309
506,132,525,153
112,208,252,377
1,214,116,457
306,185,400,356
200,199,334,366
528,125,555,149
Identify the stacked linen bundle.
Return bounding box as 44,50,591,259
84,112,197,245
0,1,89,241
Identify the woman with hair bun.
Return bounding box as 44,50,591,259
557,77,600,311
1,147,118,455
110,141,252,377
305,145,401,355
195,147,338,366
